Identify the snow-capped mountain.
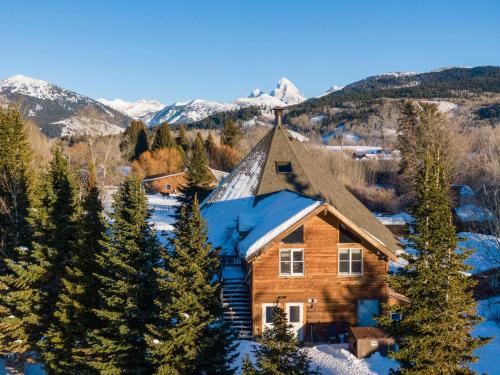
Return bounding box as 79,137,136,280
150,77,306,126
270,77,306,105
97,98,164,123
150,99,237,126
0,75,131,137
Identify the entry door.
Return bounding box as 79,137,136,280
286,303,304,341
357,299,380,327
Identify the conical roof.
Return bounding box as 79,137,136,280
203,122,400,254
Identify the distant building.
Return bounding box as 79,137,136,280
143,168,228,194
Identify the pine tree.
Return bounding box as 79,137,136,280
380,106,489,375
121,120,149,160
242,356,257,375
245,305,318,375
0,145,79,369
151,122,175,151
147,196,235,374
0,106,32,270
176,125,190,153
182,132,213,202
44,163,106,373
205,132,216,156
220,120,241,148
396,100,422,201
89,175,161,374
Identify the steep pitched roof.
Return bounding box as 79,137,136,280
202,121,401,255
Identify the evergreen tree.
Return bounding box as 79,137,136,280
151,122,175,150
220,120,241,148
44,163,106,373
397,100,422,202
176,125,190,153
205,132,216,156
0,106,32,270
182,132,213,202
121,120,149,160
244,305,318,375
0,145,79,369
380,106,489,375
148,196,236,374
89,175,161,374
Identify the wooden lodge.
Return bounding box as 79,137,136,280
143,168,228,195
201,108,404,354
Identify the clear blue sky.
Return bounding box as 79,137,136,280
1,0,499,103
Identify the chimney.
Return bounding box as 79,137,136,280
273,107,284,127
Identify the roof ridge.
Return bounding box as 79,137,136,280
254,125,278,196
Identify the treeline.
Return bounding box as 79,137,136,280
0,106,238,374
192,106,261,129
290,66,500,116
123,120,242,179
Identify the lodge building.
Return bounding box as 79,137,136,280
201,108,405,345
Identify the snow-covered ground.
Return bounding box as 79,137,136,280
234,340,398,375
233,297,500,375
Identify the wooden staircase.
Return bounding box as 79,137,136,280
221,256,252,339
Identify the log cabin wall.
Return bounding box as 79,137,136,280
250,210,389,342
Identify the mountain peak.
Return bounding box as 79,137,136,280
270,77,306,105
3,74,50,86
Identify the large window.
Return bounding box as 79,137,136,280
280,249,304,276
338,248,363,275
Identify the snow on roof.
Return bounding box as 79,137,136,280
454,204,495,223
238,191,322,259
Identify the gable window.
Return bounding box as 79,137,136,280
165,184,172,189
339,224,361,243
338,248,362,275
489,274,499,290
276,161,292,174
280,249,304,276
281,226,304,244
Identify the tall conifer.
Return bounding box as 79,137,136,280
175,125,190,153
44,163,106,373
0,145,79,369
151,122,175,150
148,197,236,374
380,106,489,374
89,175,161,374
0,107,32,269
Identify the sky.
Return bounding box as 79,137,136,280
1,0,499,104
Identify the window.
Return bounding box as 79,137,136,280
265,306,274,324
165,184,172,189
338,248,363,275
339,224,361,243
281,226,304,244
280,249,304,276
276,161,292,174
391,312,402,321
289,305,300,323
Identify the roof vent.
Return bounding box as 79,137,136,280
273,107,284,127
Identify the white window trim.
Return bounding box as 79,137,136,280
338,248,363,276
262,303,278,332
279,248,304,277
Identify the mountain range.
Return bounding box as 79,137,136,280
2,66,500,138
0,75,131,137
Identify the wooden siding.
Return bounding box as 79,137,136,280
144,173,187,194
250,210,390,341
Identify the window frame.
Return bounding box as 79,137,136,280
279,248,304,277
338,248,363,276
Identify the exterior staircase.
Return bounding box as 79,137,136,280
222,256,252,339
